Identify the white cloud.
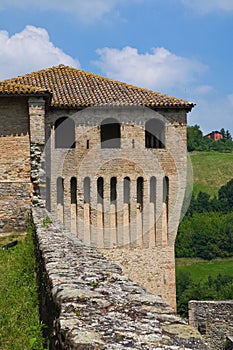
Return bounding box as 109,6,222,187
94,46,207,92
0,0,141,23
181,0,233,14
0,26,79,80
188,93,233,134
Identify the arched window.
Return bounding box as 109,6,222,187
101,118,121,148
124,177,130,204
145,119,165,149
137,177,144,204
55,117,75,149
97,177,104,204
70,177,77,204
150,176,156,203
163,176,169,216
110,177,117,203
57,177,64,205
84,177,90,204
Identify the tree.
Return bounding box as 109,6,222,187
218,179,233,212
226,130,232,140
220,128,226,139
187,125,204,152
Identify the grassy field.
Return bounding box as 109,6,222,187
0,230,46,350
176,257,233,284
190,151,233,197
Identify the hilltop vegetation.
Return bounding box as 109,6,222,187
187,125,233,153
176,258,233,317
176,127,233,317
190,152,233,197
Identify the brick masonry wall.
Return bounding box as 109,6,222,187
189,300,233,350
32,206,210,350
0,182,31,232
45,106,188,309
0,97,31,232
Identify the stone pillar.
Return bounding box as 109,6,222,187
155,176,163,247
28,97,46,207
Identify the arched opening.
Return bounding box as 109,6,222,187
101,118,121,148
137,177,144,204
55,117,75,148
97,177,104,204
70,177,77,204
150,176,156,203
124,177,131,204
163,176,169,218
84,177,91,204
57,177,64,205
110,177,117,203
145,119,165,149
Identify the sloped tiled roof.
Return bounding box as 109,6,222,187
0,81,50,96
1,65,194,109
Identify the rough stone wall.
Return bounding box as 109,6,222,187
0,97,31,231
32,206,209,350
100,246,177,311
189,300,233,350
45,106,188,309
28,97,46,207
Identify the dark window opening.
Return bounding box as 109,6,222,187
137,177,143,204
163,176,169,220
57,177,64,205
150,176,156,203
110,177,117,203
145,119,165,149
97,177,104,204
70,177,77,204
86,140,89,149
101,118,121,148
124,177,130,204
84,177,90,203
55,117,75,149
163,176,169,204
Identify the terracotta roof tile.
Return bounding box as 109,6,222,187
2,65,195,109
0,81,50,96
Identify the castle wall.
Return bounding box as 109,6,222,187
45,106,188,309
189,300,233,350
0,97,31,232
32,206,209,350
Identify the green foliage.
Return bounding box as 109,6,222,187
218,179,233,212
187,125,233,153
187,125,204,152
176,260,233,317
190,152,233,197
177,178,233,260
0,229,47,350
42,217,52,227
176,212,233,260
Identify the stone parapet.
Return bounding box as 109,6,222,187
32,206,209,349
189,300,233,350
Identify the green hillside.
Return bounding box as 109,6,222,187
176,257,233,284
190,151,233,197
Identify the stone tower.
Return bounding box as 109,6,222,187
0,65,194,309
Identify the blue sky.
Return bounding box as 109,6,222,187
0,0,232,134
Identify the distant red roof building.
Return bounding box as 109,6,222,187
205,131,223,141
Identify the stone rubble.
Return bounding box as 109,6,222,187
32,207,210,350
